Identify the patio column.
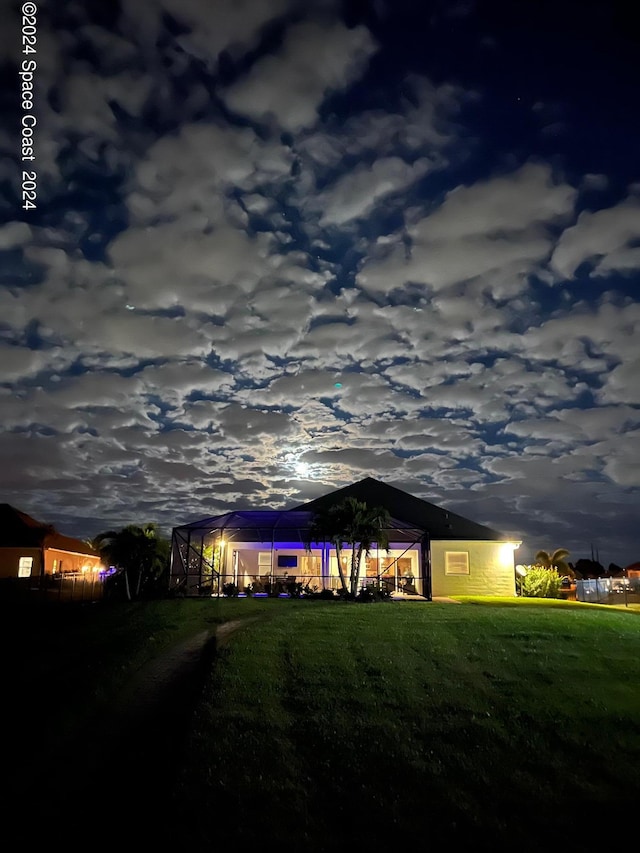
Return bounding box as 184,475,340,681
420,534,432,601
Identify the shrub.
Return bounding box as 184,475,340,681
521,567,563,599
285,581,304,598
222,582,239,597
355,584,392,603
315,588,336,600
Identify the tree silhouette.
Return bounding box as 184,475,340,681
306,497,391,596
534,548,573,579
93,523,170,600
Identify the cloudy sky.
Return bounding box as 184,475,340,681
2,0,639,567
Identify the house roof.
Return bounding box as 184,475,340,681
292,477,509,541
0,504,99,556
174,477,509,543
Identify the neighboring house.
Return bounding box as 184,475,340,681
624,562,640,579
170,477,521,599
0,504,103,582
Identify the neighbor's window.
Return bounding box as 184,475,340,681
18,556,33,578
445,551,469,575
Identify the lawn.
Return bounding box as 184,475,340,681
5,596,640,851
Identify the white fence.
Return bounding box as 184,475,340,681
575,577,640,605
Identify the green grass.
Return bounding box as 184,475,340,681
451,593,640,612
5,596,640,851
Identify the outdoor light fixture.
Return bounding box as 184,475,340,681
515,564,527,596
500,541,521,566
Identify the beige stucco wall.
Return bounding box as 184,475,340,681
0,548,42,579
43,548,102,575
431,540,517,597
0,547,102,579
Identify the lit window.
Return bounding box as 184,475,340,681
18,557,33,578
258,552,271,570
52,559,58,573
445,551,469,575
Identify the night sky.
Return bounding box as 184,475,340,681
2,0,639,567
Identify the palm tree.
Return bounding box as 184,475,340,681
341,498,392,595
306,498,391,596
305,503,350,594
534,548,573,579
93,523,169,600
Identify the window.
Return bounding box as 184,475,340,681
445,551,469,575
258,552,271,571
365,556,379,577
397,558,413,577
300,555,320,576
380,556,395,578
18,557,33,578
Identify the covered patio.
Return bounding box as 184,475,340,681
170,509,429,598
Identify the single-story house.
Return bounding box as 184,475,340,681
0,504,103,582
170,477,521,599
624,562,640,579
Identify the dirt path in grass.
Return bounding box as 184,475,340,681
116,618,250,722
23,619,254,846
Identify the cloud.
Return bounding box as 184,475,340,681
313,157,434,226
0,222,32,250
598,358,640,406
415,161,576,241
519,297,639,405
357,161,577,295
299,75,464,169
2,3,638,568
108,220,271,312
138,362,236,407
601,431,640,486
121,0,294,61
126,123,294,224
222,19,378,130
551,194,640,278
0,345,53,381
